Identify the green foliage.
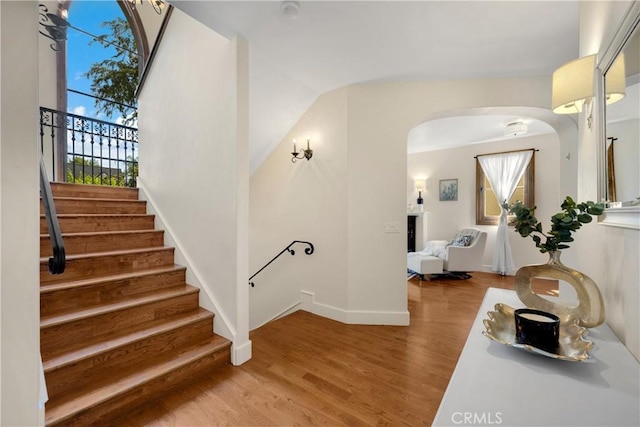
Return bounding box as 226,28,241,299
71,156,99,166
66,156,137,187
505,196,605,253
85,17,138,124
66,169,126,187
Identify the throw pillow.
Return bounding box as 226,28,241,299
450,234,472,247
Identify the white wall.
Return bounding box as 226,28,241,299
249,88,349,329
576,1,639,360
1,1,44,425
137,9,251,365
408,133,561,272
251,76,571,328
345,84,409,316
37,0,61,179
344,78,571,316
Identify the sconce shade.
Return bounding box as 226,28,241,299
552,54,596,114
414,179,426,192
605,53,626,105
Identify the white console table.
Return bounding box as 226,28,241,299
433,287,640,427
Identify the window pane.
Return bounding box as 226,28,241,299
486,190,501,216
476,152,535,226
510,188,525,204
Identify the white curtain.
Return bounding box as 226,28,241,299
479,150,533,275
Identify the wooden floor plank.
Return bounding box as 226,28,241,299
124,272,556,426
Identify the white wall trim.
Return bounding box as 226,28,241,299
480,264,497,274
137,177,237,342
300,290,410,325
231,340,252,366
251,300,302,331
600,207,640,230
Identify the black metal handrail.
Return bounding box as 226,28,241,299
249,241,315,287
40,155,65,274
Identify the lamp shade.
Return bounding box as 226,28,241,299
414,179,426,192
552,54,596,114
605,53,626,105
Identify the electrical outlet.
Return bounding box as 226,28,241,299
385,221,401,233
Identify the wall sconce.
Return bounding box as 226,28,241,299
129,0,165,15
291,139,313,163
414,179,426,212
605,53,626,105
552,54,595,128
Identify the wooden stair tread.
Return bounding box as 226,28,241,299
40,229,165,256
40,229,163,239
40,265,186,294
49,183,139,200
41,197,147,215
42,303,207,361
45,196,146,204
43,309,214,372
44,335,231,426
41,284,199,329
40,213,153,218
40,245,174,263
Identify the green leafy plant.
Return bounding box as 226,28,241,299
85,17,138,124
505,196,605,253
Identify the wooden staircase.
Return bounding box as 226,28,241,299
40,182,231,426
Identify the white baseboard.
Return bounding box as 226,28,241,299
231,340,252,366
300,290,410,326
251,300,302,331
480,265,515,276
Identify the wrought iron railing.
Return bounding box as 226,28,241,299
249,241,315,287
40,154,65,274
39,107,138,187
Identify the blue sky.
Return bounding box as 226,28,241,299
66,1,126,120
63,1,137,170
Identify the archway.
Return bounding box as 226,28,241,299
407,106,579,205
38,0,160,184
406,106,578,274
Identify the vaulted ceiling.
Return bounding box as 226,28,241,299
171,1,580,171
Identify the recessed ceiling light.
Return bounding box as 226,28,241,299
281,1,301,20
505,121,527,137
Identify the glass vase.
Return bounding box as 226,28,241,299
515,250,605,328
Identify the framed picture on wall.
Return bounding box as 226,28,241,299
439,179,458,201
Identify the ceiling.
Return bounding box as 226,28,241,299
171,1,580,171
407,115,556,154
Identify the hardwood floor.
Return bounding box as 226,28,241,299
125,272,556,426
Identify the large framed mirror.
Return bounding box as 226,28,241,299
597,2,640,229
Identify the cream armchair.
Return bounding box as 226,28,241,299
408,228,487,280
